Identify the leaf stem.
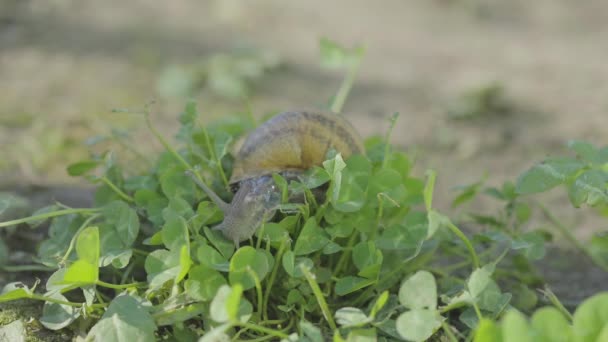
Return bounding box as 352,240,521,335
300,265,337,331
332,232,358,278
198,122,230,189
331,49,364,113
246,267,264,320
441,320,459,342
95,280,146,289
537,201,608,272
235,322,290,339
60,214,101,265
540,286,573,322
0,265,56,272
0,208,100,228
29,294,105,308
382,112,400,169
446,221,480,270
99,176,134,203
263,238,288,321
145,111,193,172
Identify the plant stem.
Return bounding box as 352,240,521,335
29,294,105,308
145,112,193,172
300,265,337,331
263,238,287,321
538,201,608,272
333,232,358,278
446,221,480,270
198,122,230,189
331,52,363,113
1,265,56,272
99,176,134,203
60,214,101,265
382,112,400,169
95,280,146,289
0,208,100,228
541,286,573,322
236,322,290,339
246,267,264,320
441,320,459,342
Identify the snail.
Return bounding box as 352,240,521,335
189,110,364,246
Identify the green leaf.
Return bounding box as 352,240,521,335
516,158,584,194
376,213,427,251
468,264,495,299
191,201,222,230
209,284,250,324
398,271,437,310
335,307,371,327
452,180,485,208
225,284,243,321
567,140,600,164
161,211,189,251
572,292,608,342
67,160,100,176
352,241,383,279
281,250,313,278
300,320,324,342
319,37,364,69
99,223,133,268
568,169,608,207
203,226,235,259
396,309,442,342
229,246,270,290
0,282,31,302
159,166,197,204
588,232,608,270
501,310,533,342
511,231,546,260
144,249,181,290
176,244,191,283
427,209,449,239
40,292,80,330
473,318,502,342
185,265,227,302
531,307,572,342
155,303,207,327
103,201,140,247
324,152,347,176
255,222,288,243
294,219,329,256
209,285,232,323
423,170,437,211
370,291,390,319
86,295,156,342
134,190,168,227
63,226,100,284
346,328,376,341
196,243,229,271
335,276,375,296
123,175,158,192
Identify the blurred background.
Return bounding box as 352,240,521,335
0,0,606,235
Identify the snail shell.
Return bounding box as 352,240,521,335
230,110,364,184
192,110,364,246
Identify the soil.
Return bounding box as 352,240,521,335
1,0,607,317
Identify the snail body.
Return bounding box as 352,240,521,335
192,110,364,246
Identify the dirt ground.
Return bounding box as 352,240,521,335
1,0,607,301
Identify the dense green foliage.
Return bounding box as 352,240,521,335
1,39,607,341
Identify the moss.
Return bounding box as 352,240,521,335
0,300,74,342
